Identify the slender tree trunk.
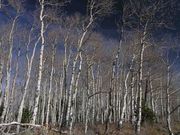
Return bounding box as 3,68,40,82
85,98,91,135
166,66,173,135
66,16,93,127
84,62,90,134
136,21,148,134
131,71,136,124
58,75,64,127
60,40,71,127
6,49,20,122
149,74,155,112
119,55,135,127
46,45,56,127
160,80,165,121
51,80,58,125
104,61,115,134
69,52,83,135
1,15,19,123
31,0,45,124
17,35,40,130
91,65,96,124
66,54,79,126
0,40,3,107
0,60,3,108
41,79,47,125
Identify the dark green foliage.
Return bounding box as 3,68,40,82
142,102,156,124
21,107,32,123
0,105,3,116
135,100,156,124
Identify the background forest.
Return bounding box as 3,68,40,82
0,0,180,135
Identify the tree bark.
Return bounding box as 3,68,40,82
136,21,148,134
6,49,20,122
46,45,56,127
119,55,135,127
17,35,40,129
31,0,45,124
166,66,173,135
1,15,19,123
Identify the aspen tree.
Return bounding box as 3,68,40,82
67,1,114,133
1,15,19,122
6,49,21,122
17,29,41,130
31,0,45,124
119,55,135,127
0,39,3,108
45,43,56,127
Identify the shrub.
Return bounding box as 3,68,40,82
0,105,3,116
135,100,156,124
21,107,32,123
142,103,156,124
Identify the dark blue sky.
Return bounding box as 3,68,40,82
1,0,180,39
25,0,120,38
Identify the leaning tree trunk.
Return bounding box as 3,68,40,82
119,55,135,127
6,49,20,122
1,15,19,123
17,35,40,131
66,14,93,127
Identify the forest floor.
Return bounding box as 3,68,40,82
17,122,180,135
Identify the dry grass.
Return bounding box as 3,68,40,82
15,122,180,135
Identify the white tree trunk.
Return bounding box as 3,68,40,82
66,16,93,126
46,46,55,127
136,21,148,134
66,54,79,126
31,0,45,124
131,72,136,124
51,80,58,125
1,15,19,122
160,80,165,121
69,52,83,135
58,75,64,127
85,99,91,135
136,44,144,134
166,66,173,135
149,74,155,112
41,79,47,125
17,35,40,128
119,55,135,127
0,60,3,108
6,49,20,122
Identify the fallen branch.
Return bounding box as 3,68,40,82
0,122,42,127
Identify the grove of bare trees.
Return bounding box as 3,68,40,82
0,0,179,135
